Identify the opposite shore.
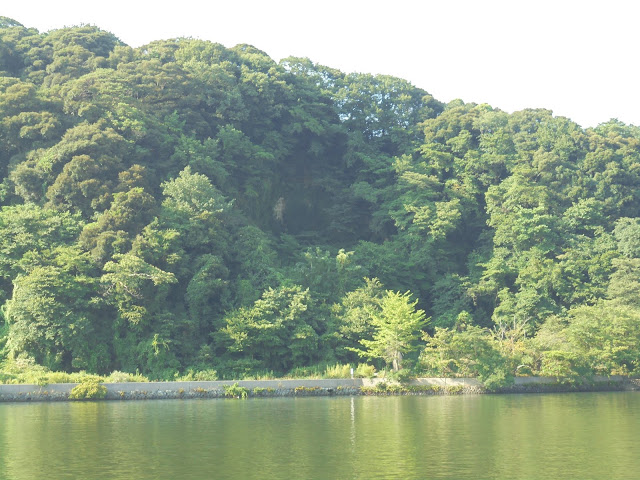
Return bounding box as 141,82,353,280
1,376,638,402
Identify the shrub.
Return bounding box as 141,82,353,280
323,363,351,379
39,371,102,386
217,358,262,380
105,370,149,383
241,371,276,381
223,382,248,399
1,357,50,385
251,387,276,396
482,370,514,391
0,371,13,384
405,385,437,393
361,382,410,395
389,369,412,384
355,363,376,378
360,386,377,395
375,381,388,392
294,386,320,394
445,385,464,395
45,371,76,384
285,365,323,379
385,383,404,394
176,369,218,381
193,369,218,381
69,379,107,400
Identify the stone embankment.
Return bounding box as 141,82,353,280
0,376,637,402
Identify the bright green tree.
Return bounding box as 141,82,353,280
328,277,385,362
4,246,109,372
420,317,513,388
216,285,318,374
355,290,427,371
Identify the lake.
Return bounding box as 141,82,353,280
0,392,638,479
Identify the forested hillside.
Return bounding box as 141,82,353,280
1,17,639,384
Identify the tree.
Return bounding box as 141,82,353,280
533,301,640,377
159,166,230,253
230,225,279,306
355,290,427,371
101,252,177,327
0,204,83,303
565,302,640,375
100,251,179,375
216,285,318,374
613,217,640,258
46,154,122,216
420,319,513,388
4,246,110,372
328,277,385,362
79,187,157,263
3,20,640,381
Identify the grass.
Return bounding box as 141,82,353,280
0,358,152,385
0,358,378,386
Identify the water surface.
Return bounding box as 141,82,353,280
1,392,638,479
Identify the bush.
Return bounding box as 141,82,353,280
375,381,388,392
251,387,276,396
0,357,50,384
482,370,514,391
323,363,351,379
445,385,464,395
389,369,412,384
192,369,219,381
285,365,323,379
240,371,276,380
420,325,509,380
217,358,262,380
176,369,218,381
294,386,321,394
223,382,248,399
69,379,107,400
355,363,376,378
45,371,76,384
414,384,441,393
104,370,150,383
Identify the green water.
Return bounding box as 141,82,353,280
0,392,638,479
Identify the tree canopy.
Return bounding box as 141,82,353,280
1,18,639,382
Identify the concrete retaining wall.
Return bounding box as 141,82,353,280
512,375,626,385
0,376,634,402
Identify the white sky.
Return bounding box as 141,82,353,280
3,0,640,128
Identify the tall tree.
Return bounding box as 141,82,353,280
355,290,427,371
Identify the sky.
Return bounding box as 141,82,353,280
3,0,640,128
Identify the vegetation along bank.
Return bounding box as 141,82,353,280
1,17,640,386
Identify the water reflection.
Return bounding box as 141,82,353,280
0,393,639,479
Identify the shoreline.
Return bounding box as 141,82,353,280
1,376,638,402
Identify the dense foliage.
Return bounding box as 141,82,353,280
1,17,639,383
